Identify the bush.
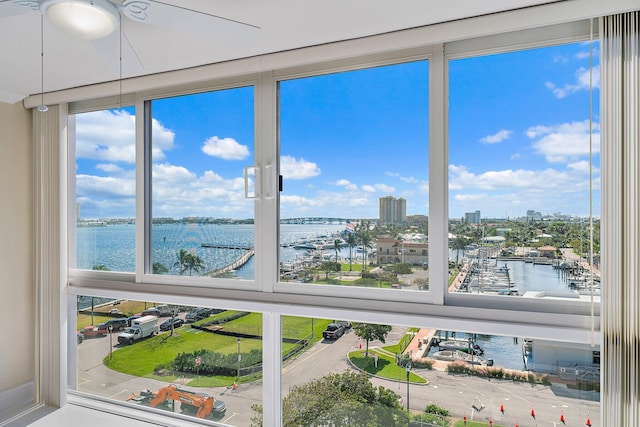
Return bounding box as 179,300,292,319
386,263,413,274
425,404,449,417
167,348,262,376
445,362,549,385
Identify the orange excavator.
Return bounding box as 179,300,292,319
127,384,227,420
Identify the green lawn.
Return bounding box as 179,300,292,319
105,328,263,377
105,315,332,381
348,350,427,384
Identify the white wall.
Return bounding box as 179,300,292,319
0,102,34,398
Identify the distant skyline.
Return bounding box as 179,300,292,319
75,40,599,220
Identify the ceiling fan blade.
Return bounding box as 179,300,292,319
146,0,260,29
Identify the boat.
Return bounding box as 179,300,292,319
432,349,493,366
437,340,484,355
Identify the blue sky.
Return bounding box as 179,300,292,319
75,40,599,221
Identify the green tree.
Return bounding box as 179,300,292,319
450,235,470,266
352,323,393,357
332,238,346,262
319,261,341,279
346,233,358,271
174,248,189,274
184,253,205,276
152,262,169,274
173,249,205,276
251,371,407,427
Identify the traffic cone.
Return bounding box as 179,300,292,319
500,403,505,414
531,407,536,419
560,413,565,424
586,417,592,426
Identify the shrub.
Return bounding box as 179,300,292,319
425,404,449,417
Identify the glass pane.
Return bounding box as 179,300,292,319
448,42,601,302
278,61,429,290
269,317,600,426
150,87,255,280
76,296,262,426
74,108,136,272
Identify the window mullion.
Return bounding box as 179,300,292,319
256,71,279,293
431,43,447,305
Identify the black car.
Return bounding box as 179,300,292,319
98,318,128,332
159,317,184,331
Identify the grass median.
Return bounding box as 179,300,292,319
348,349,427,384
104,313,331,386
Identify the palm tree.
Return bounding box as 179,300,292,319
184,253,205,276
346,233,357,271
174,248,189,275
359,232,373,271
450,235,469,266
152,262,169,274
332,239,346,263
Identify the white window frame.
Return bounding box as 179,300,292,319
57,14,605,427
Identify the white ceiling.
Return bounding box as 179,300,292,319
0,0,563,104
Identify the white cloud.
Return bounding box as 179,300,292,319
526,120,600,163
386,171,418,184
545,65,600,99
76,109,175,163
510,153,521,160
449,163,594,192
77,174,135,197
201,136,250,160
568,160,598,174
375,183,395,192
480,129,512,144
150,163,252,217
95,163,124,173
334,179,358,191
454,193,488,203
281,155,321,179
362,185,376,193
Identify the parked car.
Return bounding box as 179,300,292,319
159,317,184,331
322,323,346,340
98,318,128,332
126,315,141,326
79,327,106,338
141,308,160,317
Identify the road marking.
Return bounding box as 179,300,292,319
282,343,331,374
222,412,239,423
110,389,130,399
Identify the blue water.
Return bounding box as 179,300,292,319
77,223,344,280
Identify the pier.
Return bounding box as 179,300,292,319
202,246,255,277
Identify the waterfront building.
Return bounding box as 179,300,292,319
376,236,428,266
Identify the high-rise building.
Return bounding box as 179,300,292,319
379,196,406,224
464,210,481,224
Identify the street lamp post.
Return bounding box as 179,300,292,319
405,361,411,411
237,338,241,381
108,325,113,361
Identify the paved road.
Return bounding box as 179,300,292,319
77,325,599,426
